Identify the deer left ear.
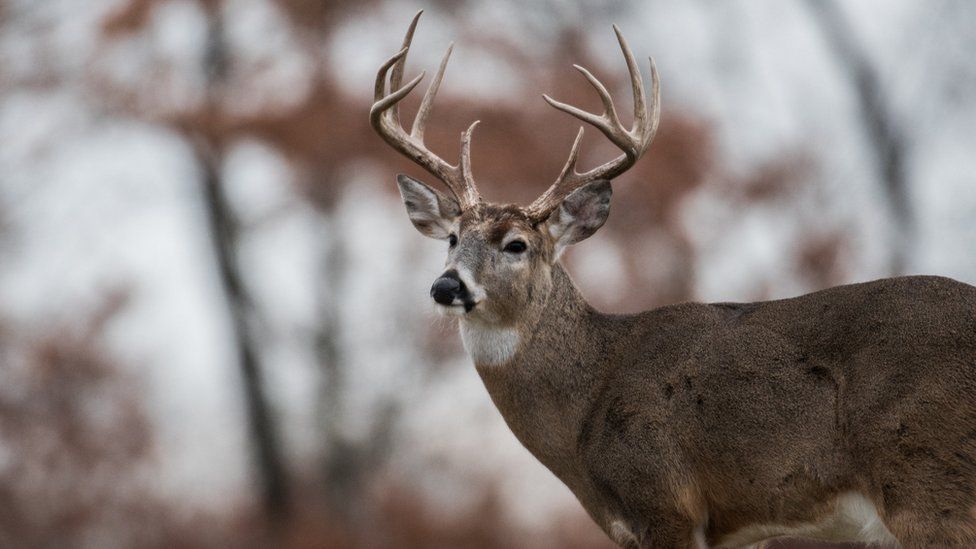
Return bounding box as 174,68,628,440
545,179,612,258
397,174,461,240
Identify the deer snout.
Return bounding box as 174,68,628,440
431,270,469,307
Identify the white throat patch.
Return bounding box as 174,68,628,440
459,322,520,366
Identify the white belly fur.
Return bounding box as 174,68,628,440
715,492,898,548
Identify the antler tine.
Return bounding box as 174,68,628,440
573,65,622,130
557,126,586,182
412,42,453,142
389,11,422,127
527,25,660,221
646,57,661,146
459,120,481,204
614,24,647,137
374,47,410,101
369,11,481,207
526,127,585,216
542,94,605,134
371,66,426,116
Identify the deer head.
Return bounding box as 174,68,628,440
370,11,659,327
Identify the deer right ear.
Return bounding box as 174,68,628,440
544,179,612,259
396,174,462,240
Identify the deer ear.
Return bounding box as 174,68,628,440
545,179,612,258
397,174,461,240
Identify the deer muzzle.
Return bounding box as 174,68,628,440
431,269,474,312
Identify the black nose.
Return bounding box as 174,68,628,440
431,270,466,305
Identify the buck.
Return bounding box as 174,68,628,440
370,12,976,548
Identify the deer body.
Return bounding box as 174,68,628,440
474,264,976,547
371,12,976,547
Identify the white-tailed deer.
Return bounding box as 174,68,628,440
371,11,976,548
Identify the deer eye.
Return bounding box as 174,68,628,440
448,234,458,248
503,240,527,254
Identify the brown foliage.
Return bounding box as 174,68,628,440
101,0,159,36
0,291,278,548
269,481,856,549
231,79,379,209
102,0,229,36
0,291,162,545
275,0,380,33
738,156,807,203
270,480,615,549
796,231,848,291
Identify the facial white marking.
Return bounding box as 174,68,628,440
608,519,639,547
547,208,574,261
548,207,574,237
500,229,526,252
453,265,486,303
460,322,519,366
715,492,897,548
693,524,710,549
437,304,467,317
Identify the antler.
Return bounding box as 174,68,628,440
525,25,660,222
370,11,482,208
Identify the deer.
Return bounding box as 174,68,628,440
370,11,976,548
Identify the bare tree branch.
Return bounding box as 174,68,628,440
195,6,290,522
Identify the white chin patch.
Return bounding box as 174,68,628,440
437,304,468,317
459,322,519,366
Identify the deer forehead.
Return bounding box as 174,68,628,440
458,205,540,244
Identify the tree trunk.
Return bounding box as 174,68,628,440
196,5,290,522
806,0,913,275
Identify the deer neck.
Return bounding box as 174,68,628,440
464,264,603,478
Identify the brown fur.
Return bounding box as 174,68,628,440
450,204,554,326
477,265,976,548
399,180,976,547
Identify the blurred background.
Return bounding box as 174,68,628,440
1,0,975,547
